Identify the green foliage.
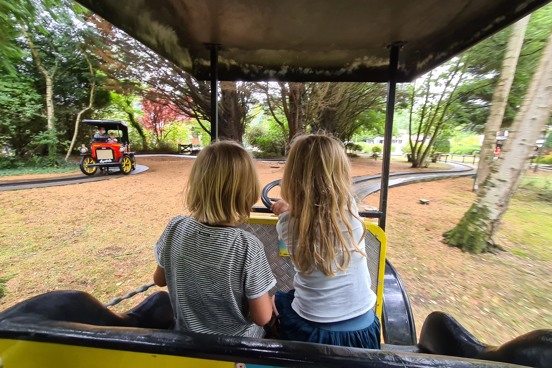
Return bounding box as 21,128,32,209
536,154,552,164
0,159,78,176
371,145,382,154
450,144,481,155
544,131,552,149
433,136,451,153
245,123,286,157
0,73,44,157
1,0,113,162
353,110,385,138
453,4,552,132
450,132,482,154
28,129,71,166
344,142,362,153
355,142,372,153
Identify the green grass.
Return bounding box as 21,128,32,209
0,162,79,177
521,175,552,191
501,199,552,262
499,174,552,262
0,274,15,300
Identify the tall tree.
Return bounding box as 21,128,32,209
406,57,468,168
444,31,552,253
65,52,96,161
92,17,252,143
140,93,189,145
310,83,387,141
0,73,43,157
475,17,530,188
263,82,386,145
263,82,308,148
1,0,110,161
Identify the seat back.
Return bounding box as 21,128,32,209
239,215,387,319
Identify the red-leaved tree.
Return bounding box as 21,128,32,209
139,94,190,145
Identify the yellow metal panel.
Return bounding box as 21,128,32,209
247,215,278,225
365,221,387,321
0,339,234,368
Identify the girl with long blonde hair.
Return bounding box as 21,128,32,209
272,134,380,348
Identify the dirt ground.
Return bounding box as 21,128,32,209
0,156,550,345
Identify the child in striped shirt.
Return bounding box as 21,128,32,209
153,141,276,337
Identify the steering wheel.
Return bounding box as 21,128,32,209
261,179,282,209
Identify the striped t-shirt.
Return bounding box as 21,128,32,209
154,216,276,337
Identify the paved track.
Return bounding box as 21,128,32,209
0,165,149,192
0,155,476,194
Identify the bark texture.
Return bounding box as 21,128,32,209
476,16,530,187
219,81,246,143
65,54,95,161
21,27,56,133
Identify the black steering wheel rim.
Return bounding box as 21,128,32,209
261,179,281,209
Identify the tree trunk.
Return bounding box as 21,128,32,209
475,16,530,188
21,26,57,156
444,31,552,253
286,83,305,142
121,97,148,150
219,82,245,143
65,54,95,161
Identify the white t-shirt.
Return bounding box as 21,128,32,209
276,203,377,323
155,216,276,337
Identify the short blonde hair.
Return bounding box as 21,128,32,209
281,134,365,276
187,141,260,225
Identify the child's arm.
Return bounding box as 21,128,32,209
247,293,273,326
153,265,167,287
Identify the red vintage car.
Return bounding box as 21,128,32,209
79,119,136,175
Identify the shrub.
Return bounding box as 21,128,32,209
252,151,281,159
434,137,451,153
0,157,23,170
345,142,362,153
372,145,382,154
245,124,286,157
450,144,481,155
142,140,179,154
536,154,552,164
356,142,373,153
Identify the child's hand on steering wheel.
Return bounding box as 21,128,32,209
271,200,289,215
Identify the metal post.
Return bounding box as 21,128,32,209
378,44,400,231
209,45,219,142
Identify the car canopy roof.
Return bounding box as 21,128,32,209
75,0,550,82
82,119,128,131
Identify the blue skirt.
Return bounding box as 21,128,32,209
274,290,381,349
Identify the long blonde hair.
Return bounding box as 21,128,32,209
281,134,365,276
187,141,260,225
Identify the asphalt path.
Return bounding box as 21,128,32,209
0,164,149,192
352,162,475,200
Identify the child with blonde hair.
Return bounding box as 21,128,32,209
271,134,380,349
153,141,276,337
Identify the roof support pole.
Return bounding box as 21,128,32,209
209,45,219,142
378,44,400,231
